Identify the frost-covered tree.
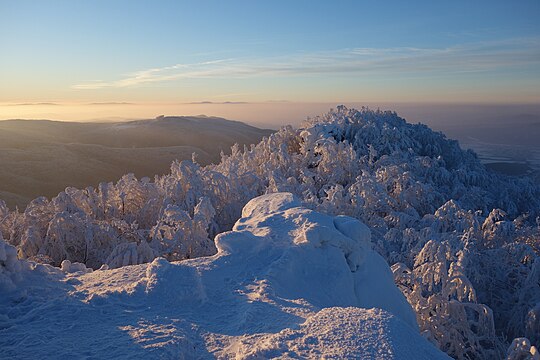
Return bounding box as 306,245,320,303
149,198,216,262
1,105,539,358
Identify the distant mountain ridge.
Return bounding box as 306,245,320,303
0,115,272,150
0,116,273,209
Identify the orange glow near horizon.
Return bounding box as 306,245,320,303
2,101,540,132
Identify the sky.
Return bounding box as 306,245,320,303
0,0,539,123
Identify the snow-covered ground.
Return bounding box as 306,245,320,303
0,193,448,359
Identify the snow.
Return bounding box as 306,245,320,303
507,338,540,360
0,193,448,359
4,106,539,358
60,259,92,274
0,233,29,290
235,307,446,359
3,106,539,357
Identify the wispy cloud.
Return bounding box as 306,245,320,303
211,92,253,98
187,101,249,105
73,38,540,90
5,102,60,106
87,102,135,105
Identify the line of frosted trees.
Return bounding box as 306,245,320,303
1,106,539,359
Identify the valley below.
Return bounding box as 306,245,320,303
0,116,272,209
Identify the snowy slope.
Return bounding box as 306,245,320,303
0,193,448,359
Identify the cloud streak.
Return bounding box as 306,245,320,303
187,101,249,105
87,102,135,106
73,38,540,90
5,102,60,106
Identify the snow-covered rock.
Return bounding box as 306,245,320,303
0,193,447,359
60,259,92,274
218,192,417,328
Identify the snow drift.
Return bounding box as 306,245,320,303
0,193,447,359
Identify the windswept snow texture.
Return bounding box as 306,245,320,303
0,193,447,359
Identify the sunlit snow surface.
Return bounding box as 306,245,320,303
0,193,448,359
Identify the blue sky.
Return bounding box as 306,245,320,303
0,0,539,107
